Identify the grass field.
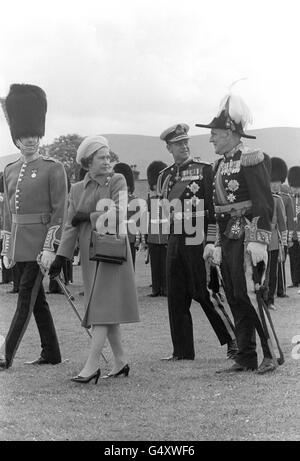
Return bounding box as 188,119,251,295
0,253,299,441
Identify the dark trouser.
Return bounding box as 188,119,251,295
129,242,136,269
4,261,61,367
220,235,272,368
277,246,287,296
166,235,233,360
148,243,167,295
289,241,300,286
268,249,279,304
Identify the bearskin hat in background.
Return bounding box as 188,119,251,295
288,166,300,188
270,157,288,183
5,84,47,145
113,162,135,194
147,161,167,191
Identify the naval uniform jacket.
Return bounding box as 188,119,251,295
212,144,273,246
1,155,68,261
157,157,216,244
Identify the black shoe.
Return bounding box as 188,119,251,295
216,362,257,374
287,284,298,288
277,293,289,298
101,364,130,379
71,368,101,384
7,288,19,294
25,357,61,365
147,292,160,297
255,358,277,375
226,339,238,360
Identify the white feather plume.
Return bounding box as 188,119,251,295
0,97,9,125
217,79,253,128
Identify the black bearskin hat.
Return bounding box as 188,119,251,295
270,157,288,183
113,162,135,193
147,161,167,191
5,84,47,145
288,166,300,188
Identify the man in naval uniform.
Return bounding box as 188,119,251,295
196,93,276,374
0,84,67,369
157,123,237,361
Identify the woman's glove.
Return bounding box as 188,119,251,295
48,255,66,279
71,212,90,227
247,242,268,267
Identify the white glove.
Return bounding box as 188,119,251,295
3,256,15,269
40,250,55,271
212,246,222,266
247,242,268,267
203,244,215,262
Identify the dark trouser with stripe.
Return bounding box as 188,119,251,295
220,235,272,368
4,261,61,367
277,246,287,296
148,243,167,295
268,249,279,305
166,235,233,360
289,241,300,286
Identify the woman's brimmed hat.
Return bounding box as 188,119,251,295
76,135,109,165
195,94,256,139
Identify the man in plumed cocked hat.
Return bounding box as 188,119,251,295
287,166,300,288
197,93,278,374
145,161,168,297
0,84,68,370
270,157,294,297
157,123,237,362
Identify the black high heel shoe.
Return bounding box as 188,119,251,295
101,364,130,379
71,368,101,384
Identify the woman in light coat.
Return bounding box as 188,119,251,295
49,136,139,383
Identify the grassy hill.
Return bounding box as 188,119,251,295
1,127,299,178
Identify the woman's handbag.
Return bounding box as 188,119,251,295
89,231,127,264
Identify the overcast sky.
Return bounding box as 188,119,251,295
0,0,299,156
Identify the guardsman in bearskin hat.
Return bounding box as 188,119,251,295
157,123,237,361
0,84,68,369
145,161,168,297
287,166,300,289
196,93,277,374
113,162,141,268
270,157,294,298
266,157,288,310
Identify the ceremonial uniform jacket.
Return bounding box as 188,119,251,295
279,189,295,244
213,144,273,246
291,194,300,243
157,157,216,244
269,193,287,252
1,155,67,261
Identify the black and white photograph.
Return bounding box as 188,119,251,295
0,0,299,444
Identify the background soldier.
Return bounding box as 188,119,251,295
287,166,300,289
0,84,67,369
196,93,276,374
157,123,236,361
146,161,168,297
113,162,141,269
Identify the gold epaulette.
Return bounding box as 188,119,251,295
240,147,264,167
192,158,210,165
